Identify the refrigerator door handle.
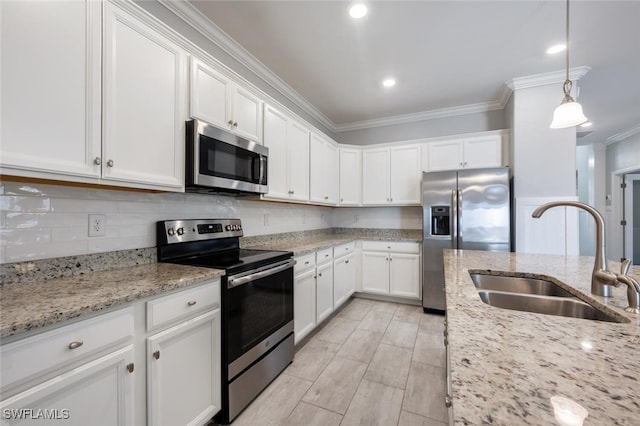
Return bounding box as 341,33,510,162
457,189,462,248
451,190,458,249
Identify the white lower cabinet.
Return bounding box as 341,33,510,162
293,267,317,344
361,241,421,299
147,310,220,426
333,252,356,308
0,280,222,426
316,261,334,323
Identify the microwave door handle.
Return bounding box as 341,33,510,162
227,259,295,288
259,155,267,184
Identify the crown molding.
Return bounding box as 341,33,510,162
605,124,640,145
505,66,591,91
157,0,336,131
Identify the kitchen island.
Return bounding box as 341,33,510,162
444,249,640,425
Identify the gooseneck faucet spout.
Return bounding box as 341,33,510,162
531,201,615,297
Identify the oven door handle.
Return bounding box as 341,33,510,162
227,258,296,289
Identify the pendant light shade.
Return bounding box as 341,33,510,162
550,0,588,129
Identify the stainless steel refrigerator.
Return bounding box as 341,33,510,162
422,167,511,313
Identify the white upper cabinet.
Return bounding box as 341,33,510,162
102,1,186,190
426,134,503,172
362,145,421,205
339,147,362,206
263,104,309,202
309,132,339,205
190,57,263,143
0,0,102,180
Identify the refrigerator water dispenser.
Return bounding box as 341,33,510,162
431,206,450,236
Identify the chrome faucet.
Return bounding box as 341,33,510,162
532,201,640,314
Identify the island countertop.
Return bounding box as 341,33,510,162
444,249,640,425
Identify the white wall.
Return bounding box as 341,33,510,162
0,181,332,263
333,207,422,230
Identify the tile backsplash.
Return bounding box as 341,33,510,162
0,181,421,263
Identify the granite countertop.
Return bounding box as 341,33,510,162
242,230,422,256
444,249,640,425
0,263,224,340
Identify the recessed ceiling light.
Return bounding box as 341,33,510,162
580,121,593,128
349,3,367,19
546,44,566,54
382,78,396,88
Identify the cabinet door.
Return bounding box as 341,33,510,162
0,346,134,426
361,251,389,294
339,148,361,205
147,310,221,426
231,85,263,143
190,57,231,131
287,120,310,202
463,135,502,169
390,145,421,205
336,253,356,302
262,105,290,200
0,0,101,180
427,139,464,172
103,2,186,190
324,142,340,205
294,269,316,344
389,253,421,299
316,262,334,323
362,148,390,205
309,133,326,204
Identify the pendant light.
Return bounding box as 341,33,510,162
550,0,588,129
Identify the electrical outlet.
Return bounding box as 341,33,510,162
88,214,106,237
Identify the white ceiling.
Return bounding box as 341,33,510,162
185,0,640,145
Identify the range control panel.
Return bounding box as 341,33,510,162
157,219,243,245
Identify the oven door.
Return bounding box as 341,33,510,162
187,119,268,194
224,258,294,378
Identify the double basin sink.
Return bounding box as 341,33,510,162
469,271,628,323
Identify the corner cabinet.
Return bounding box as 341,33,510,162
362,145,421,205
102,1,186,190
426,134,503,172
190,57,263,143
309,133,339,205
0,0,102,180
262,104,310,202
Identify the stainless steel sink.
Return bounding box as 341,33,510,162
469,273,575,297
469,271,628,323
476,290,622,323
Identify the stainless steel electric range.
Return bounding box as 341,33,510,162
156,219,294,424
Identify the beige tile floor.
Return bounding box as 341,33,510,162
231,297,448,426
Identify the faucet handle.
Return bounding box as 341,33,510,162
621,259,631,275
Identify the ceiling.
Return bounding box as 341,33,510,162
185,0,640,145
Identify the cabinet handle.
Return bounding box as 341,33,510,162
386,258,389,261
187,300,197,306
318,273,322,277
445,395,452,408
390,258,393,261
305,261,310,265
107,159,114,167
126,363,134,373
324,196,328,200
345,260,350,264
94,157,101,165
325,254,329,258
233,122,238,127
68,341,83,350
228,120,234,126
464,161,467,167
340,198,343,202
390,198,393,202
153,350,160,360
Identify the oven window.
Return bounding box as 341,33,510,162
225,267,293,363
199,134,265,185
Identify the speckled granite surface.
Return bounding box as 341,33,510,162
241,228,421,256
444,249,640,425
0,263,223,339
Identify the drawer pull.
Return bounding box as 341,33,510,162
305,261,310,265
153,350,160,360
345,260,350,264
68,341,83,350
126,363,134,373
187,300,197,306
445,395,453,408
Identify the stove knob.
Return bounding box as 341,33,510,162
238,225,242,230
233,225,238,231
176,227,185,236
167,228,175,236
225,225,231,231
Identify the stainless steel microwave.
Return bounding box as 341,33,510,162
186,119,268,195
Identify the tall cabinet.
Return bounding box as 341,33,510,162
309,133,339,205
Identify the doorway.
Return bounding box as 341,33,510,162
625,174,640,265
611,167,640,264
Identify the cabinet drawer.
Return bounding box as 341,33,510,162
294,253,316,275
333,241,356,257
0,307,134,392
361,241,420,254
316,248,333,264
147,280,220,332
